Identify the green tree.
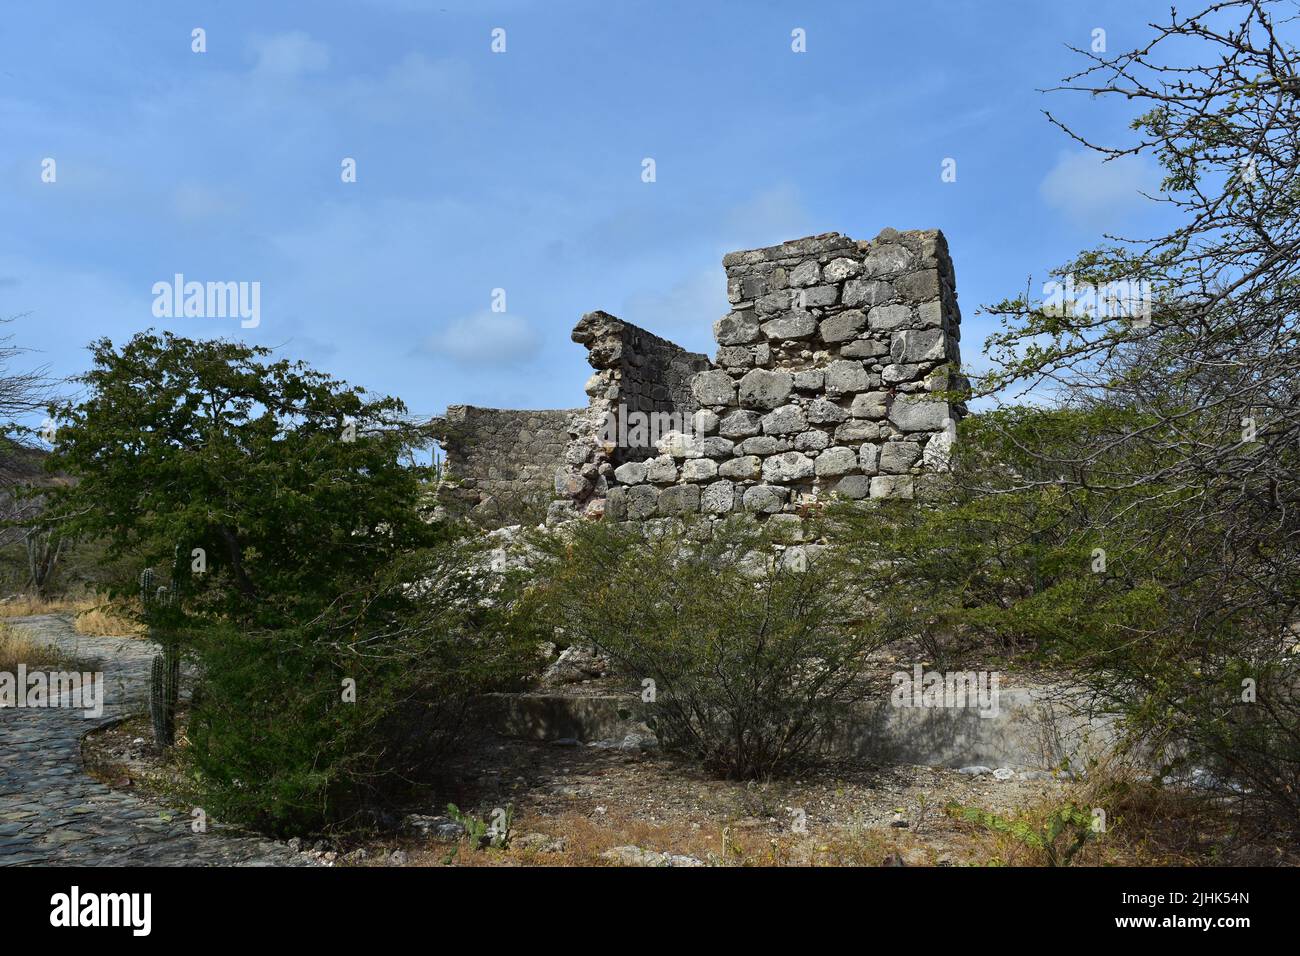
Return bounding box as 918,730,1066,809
42,331,440,626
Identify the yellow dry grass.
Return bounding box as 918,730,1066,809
0,593,144,636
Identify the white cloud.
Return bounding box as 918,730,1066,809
248,32,330,78
423,311,542,366
1039,150,1160,227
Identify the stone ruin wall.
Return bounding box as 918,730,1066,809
554,228,966,525
432,228,966,529
429,405,581,521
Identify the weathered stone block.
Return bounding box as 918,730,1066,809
793,369,824,391
850,391,888,419
646,454,679,483
823,257,861,282
888,397,950,432
868,304,914,332
842,278,894,308
824,359,870,396
891,328,946,364
880,441,922,473
742,484,789,513
658,484,701,515
834,420,880,442
832,475,872,499
762,451,815,482
718,455,762,480
701,480,737,514
819,309,867,344
790,260,820,287
840,338,889,359
692,369,737,406
739,435,779,455
761,403,808,435
806,398,849,424
761,310,817,340
626,484,659,520
719,409,763,438
814,445,858,476
698,436,734,458
715,310,760,345
793,429,830,452
613,461,647,485
870,475,914,499
858,443,881,474
682,457,718,482
738,368,794,410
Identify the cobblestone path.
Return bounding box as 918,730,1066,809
0,615,309,866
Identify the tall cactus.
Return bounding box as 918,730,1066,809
141,567,180,748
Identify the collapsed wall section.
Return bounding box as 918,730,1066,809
549,311,711,521
599,228,967,524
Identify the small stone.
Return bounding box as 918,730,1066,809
819,309,867,344
761,311,817,340
813,446,858,476
879,441,922,474
681,458,718,482
823,257,861,282
742,484,790,513
762,452,815,482
718,455,762,480
692,369,737,406
738,368,794,410
719,410,763,438
761,404,808,435
824,359,869,396
613,461,647,485
658,484,701,515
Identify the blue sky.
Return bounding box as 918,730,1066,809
3,0,1179,420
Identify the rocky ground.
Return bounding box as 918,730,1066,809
84,712,1103,867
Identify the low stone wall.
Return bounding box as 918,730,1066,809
554,229,968,525
430,405,581,524
481,685,1117,771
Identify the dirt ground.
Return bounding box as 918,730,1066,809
85,710,1289,868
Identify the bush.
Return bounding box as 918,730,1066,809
832,407,1300,834
183,537,535,836
523,517,885,779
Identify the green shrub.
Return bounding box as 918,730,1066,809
523,517,885,779
184,539,535,836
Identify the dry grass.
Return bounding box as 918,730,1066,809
0,621,81,673
73,602,145,637
941,760,1297,867
0,592,143,636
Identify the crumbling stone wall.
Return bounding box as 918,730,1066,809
549,312,711,521
430,404,581,523
556,229,966,525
